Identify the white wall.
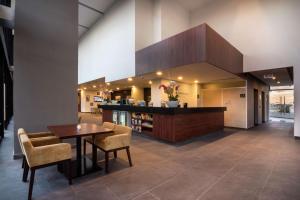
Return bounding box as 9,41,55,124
190,0,300,135
160,0,190,40
78,0,135,83
135,0,154,50
135,0,190,49
151,79,198,107
201,87,247,128
153,0,162,43
80,90,98,112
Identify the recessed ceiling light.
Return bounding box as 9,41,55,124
106,82,110,86
156,71,163,76
277,81,281,84
177,76,183,80
194,80,199,83
83,87,87,90
92,85,96,88
116,87,120,90
272,76,276,80
128,77,133,81
149,80,152,85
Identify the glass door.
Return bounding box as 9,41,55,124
269,86,294,119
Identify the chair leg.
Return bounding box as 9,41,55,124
105,151,109,173
83,139,86,156
28,168,35,200
113,151,117,159
126,147,133,167
68,159,72,185
23,161,29,182
22,155,25,169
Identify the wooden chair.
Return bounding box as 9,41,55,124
83,122,133,173
18,129,72,200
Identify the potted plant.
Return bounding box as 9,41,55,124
101,90,112,105
159,81,180,107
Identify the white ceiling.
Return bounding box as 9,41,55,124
78,0,115,37
176,0,216,11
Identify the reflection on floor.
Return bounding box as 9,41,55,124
0,119,299,200
269,117,294,123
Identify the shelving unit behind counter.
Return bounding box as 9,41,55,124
131,112,153,134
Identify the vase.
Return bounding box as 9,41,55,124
167,101,179,108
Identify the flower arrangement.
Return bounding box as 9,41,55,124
102,90,112,102
159,81,180,101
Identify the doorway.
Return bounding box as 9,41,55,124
269,86,294,122
254,89,259,126
78,91,81,112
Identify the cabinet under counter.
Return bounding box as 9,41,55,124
100,105,226,143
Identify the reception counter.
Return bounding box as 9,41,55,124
100,105,226,143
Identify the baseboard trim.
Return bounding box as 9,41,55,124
294,136,300,140
224,126,248,130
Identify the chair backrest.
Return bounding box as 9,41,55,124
17,128,27,154
103,122,116,130
113,124,132,137
19,132,34,165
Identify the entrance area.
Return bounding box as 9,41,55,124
249,66,294,126
269,86,294,122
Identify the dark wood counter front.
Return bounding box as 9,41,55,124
100,105,226,143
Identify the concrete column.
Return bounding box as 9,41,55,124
13,0,78,157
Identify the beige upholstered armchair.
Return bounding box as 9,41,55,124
18,129,72,200
83,122,133,173
17,128,60,170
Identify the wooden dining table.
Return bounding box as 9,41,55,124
47,123,113,177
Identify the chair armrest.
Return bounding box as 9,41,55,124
31,136,60,147
27,131,54,138
27,143,72,168
97,134,131,151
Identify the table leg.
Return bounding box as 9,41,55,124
76,137,82,176
92,135,97,169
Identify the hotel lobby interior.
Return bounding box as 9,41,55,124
0,0,300,200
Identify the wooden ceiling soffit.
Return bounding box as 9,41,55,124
136,23,243,76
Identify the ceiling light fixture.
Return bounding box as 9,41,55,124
83,87,87,90
177,76,183,80
92,85,96,88
156,71,163,76
272,76,276,80
116,87,120,90
149,80,152,85
194,80,199,83
128,77,133,81
277,81,281,84
264,74,275,79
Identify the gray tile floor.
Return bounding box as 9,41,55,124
0,119,299,200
